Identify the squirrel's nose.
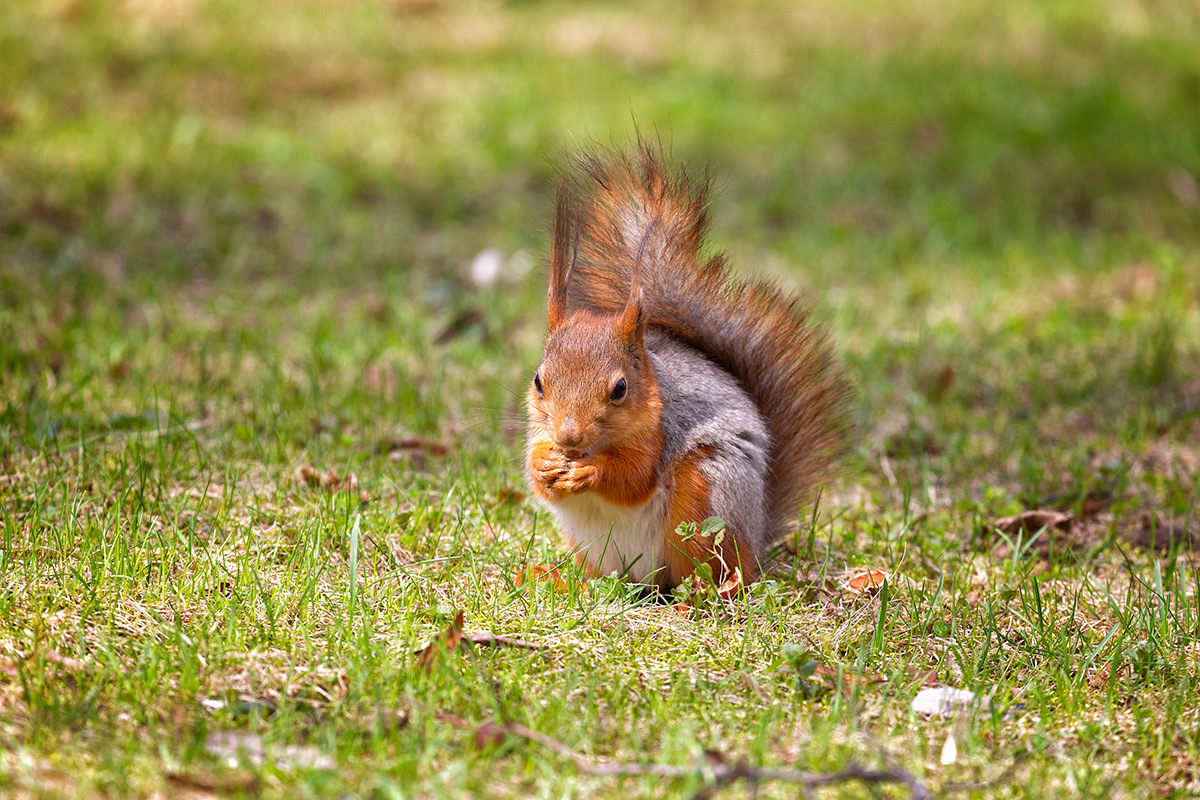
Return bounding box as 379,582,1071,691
556,418,584,448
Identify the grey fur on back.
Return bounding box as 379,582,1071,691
647,329,772,556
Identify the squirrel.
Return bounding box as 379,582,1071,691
525,141,848,591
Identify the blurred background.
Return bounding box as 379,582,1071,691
4,5,1200,793
1,0,1198,486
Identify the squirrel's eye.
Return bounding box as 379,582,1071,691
609,377,627,402
533,373,544,395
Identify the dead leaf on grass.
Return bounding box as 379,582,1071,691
906,667,940,687
513,564,569,593
415,610,465,673
847,570,888,594
1127,511,1200,553
671,601,694,620
390,0,444,15
716,568,743,600
474,720,507,748
925,364,955,400
435,308,486,344
992,510,1073,536
1117,261,1160,301
166,771,258,794
740,671,768,701
295,465,370,504
815,664,886,691
496,486,526,504
1166,168,1200,209
44,649,86,672
383,436,450,461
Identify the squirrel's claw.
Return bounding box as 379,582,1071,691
552,463,598,494
530,444,598,497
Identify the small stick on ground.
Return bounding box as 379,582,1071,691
476,720,931,799
464,634,546,650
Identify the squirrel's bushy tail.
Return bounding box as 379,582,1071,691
557,140,849,536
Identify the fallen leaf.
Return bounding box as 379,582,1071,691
390,0,443,14
383,436,450,458
513,564,568,593
847,570,888,593
992,510,1072,535
814,663,886,691
296,465,324,488
496,486,526,504
1166,168,1200,209
1127,511,1200,553
1117,261,1159,301
739,671,768,701
911,687,988,717
716,568,743,600
295,465,369,504
44,649,86,672
474,720,507,748
415,610,465,673
435,308,486,344
905,667,940,687
929,364,955,400
167,771,258,793
671,601,694,619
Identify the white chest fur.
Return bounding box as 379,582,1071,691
549,489,670,584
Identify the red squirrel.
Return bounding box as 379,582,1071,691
525,142,848,590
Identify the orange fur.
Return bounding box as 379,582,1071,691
527,140,848,591
588,417,663,507
660,450,759,588
527,388,661,508
561,141,850,537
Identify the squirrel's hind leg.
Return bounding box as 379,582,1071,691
660,449,758,590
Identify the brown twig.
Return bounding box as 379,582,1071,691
464,634,546,650
440,627,928,798
414,611,547,674
939,753,1027,794
470,720,930,799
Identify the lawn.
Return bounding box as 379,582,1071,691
1,0,1199,797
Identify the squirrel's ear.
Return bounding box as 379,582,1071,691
614,285,644,344
547,182,576,334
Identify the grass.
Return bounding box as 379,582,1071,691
1,0,1199,797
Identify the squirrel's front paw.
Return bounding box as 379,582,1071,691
531,450,597,498
552,462,598,494
531,449,571,489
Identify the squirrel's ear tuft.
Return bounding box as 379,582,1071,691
614,218,655,345
547,182,577,333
